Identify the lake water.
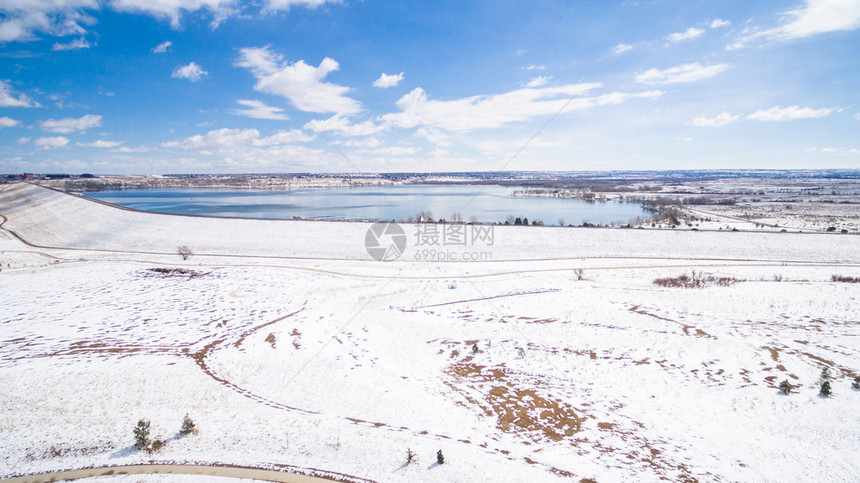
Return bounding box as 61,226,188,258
85,185,648,226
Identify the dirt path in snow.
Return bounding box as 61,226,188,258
1,463,373,483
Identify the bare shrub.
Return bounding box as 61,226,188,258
143,267,205,278
147,439,165,453
654,271,743,288
574,268,584,281
832,275,860,283
177,245,193,260
713,277,739,287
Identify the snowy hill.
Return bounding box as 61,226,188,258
1,182,859,482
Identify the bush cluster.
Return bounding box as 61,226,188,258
654,271,742,288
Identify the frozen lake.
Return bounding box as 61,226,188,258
85,184,649,225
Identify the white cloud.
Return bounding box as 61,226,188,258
109,0,237,28
0,0,96,42
112,145,150,153
808,146,860,155
34,136,70,149
710,18,731,28
413,127,451,146
77,140,123,148
363,146,420,156
690,111,740,127
524,76,552,88
666,27,704,43
40,114,102,133
379,83,663,132
262,0,340,13
818,147,860,155
152,41,172,53
254,129,314,145
162,127,324,167
0,80,40,108
731,0,860,48
172,62,208,82
474,137,568,155
231,99,289,120
0,116,20,128
52,37,91,51
237,47,361,114
525,65,546,71
16,137,31,144
746,105,834,122
373,72,404,88
636,62,730,85
163,128,313,151
333,137,381,148
612,43,633,54
0,0,246,41
676,136,694,142
757,0,860,41
304,113,384,136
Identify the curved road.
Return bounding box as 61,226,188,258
1,463,374,483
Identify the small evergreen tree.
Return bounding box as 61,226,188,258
820,380,832,397
406,448,415,465
436,449,445,465
180,414,195,435
134,419,151,450
778,380,794,395
853,376,860,390
471,343,478,354
821,367,832,381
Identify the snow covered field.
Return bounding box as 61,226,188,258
1,183,859,482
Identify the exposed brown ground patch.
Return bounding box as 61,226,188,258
763,346,780,362
630,305,714,339
445,362,581,442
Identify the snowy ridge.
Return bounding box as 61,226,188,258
1,183,858,263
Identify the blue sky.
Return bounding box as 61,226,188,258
1,0,859,174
